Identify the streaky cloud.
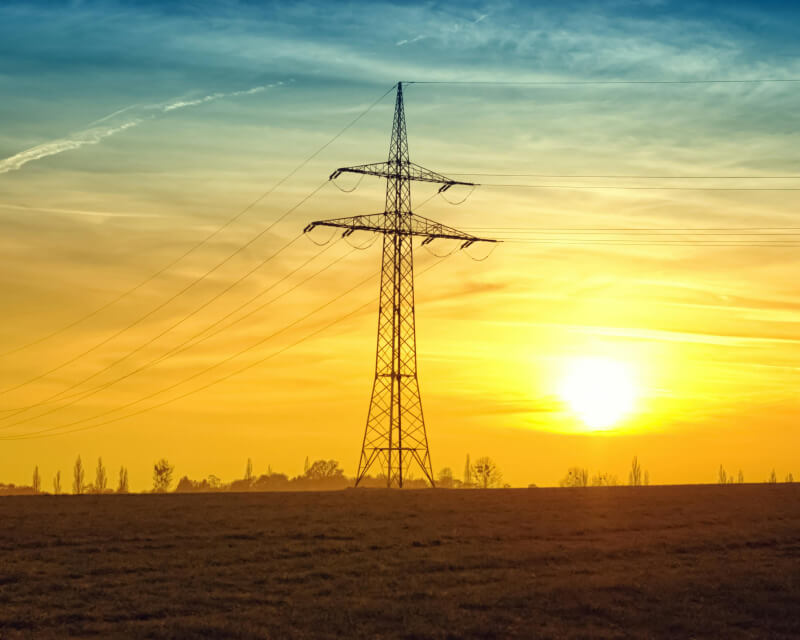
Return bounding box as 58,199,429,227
396,35,425,47
162,84,273,111
0,203,160,219
86,104,141,127
0,84,278,175
0,120,142,175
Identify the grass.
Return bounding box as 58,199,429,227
0,485,798,638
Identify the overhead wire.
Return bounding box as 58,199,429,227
458,223,800,248
496,239,800,247
0,178,329,398
463,225,800,247
463,226,800,232
331,172,366,193
447,173,800,179
345,232,381,250
477,183,800,191
0,242,357,430
305,226,339,246
404,79,800,85
9,76,800,434
0,264,378,440
0,237,342,421
439,184,476,205
464,243,499,262
0,82,398,360
422,243,460,258
0,253,451,441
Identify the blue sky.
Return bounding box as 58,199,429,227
2,1,800,488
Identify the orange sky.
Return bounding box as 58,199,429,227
2,2,799,490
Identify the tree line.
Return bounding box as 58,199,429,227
1,456,131,496
556,457,797,488
717,465,794,484
3,454,796,494
1,454,508,494
558,456,651,488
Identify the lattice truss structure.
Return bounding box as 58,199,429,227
305,83,496,487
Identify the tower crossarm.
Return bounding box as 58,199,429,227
304,213,499,248
330,162,475,193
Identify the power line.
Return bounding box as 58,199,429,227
0,262,376,440
464,227,800,231
448,173,800,179
405,79,800,85
0,236,340,420
498,238,800,247
478,183,800,191
0,243,357,430
466,226,800,244
0,83,398,360
492,231,800,240
0,255,449,441
0,178,329,399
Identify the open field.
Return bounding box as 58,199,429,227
1,486,798,639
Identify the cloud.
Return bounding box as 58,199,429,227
0,203,159,219
163,84,272,111
0,120,142,174
0,84,277,175
396,35,425,47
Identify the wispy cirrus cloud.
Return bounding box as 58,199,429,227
396,35,425,47
0,120,142,174
0,84,278,175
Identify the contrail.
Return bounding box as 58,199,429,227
0,84,276,175
162,84,272,111
86,104,141,127
0,120,142,174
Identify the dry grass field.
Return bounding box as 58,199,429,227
1,485,798,639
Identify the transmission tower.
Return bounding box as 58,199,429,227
304,82,496,488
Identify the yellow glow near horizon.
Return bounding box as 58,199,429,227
559,357,637,431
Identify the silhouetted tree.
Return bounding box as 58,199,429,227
768,469,777,483
787,472,794,483
304,456,310,474
463,454,472,487
207,474,222,489
718,465,727,485
629,456,646,486
252,472,290,491
53,471,61,495
73,456,85,495
230,459,256,492
32,465,41,494
175,476,221,492
560,467,589,488
737,469,744,484
117,466,129,493
591,472,618,487
471,457,502,488
152,458,174,493
94,457,107,494
175,476,195,492
304,459,344,480
437,467,455,488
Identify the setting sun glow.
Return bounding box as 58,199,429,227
559,357,637,431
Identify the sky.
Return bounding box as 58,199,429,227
1,0,800,490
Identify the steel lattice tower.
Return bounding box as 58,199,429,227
305,83,496,487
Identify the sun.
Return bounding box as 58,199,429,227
559,357,637,430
